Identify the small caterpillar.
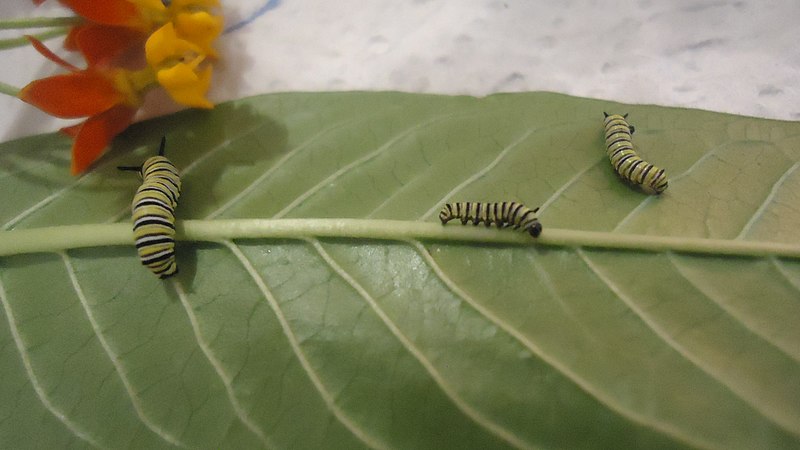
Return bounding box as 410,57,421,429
118,137,181,279
603,112,668,194
438,202,542,237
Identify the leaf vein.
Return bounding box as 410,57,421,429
224,240,389,450
771,258,800,293
107,119,279,224
581,249,800,437
309,238,535,450
736,161,800,240
2,174,89,230
0,279,103,448
273,112,471,219
614,143,728,232
419,127,538,220
539,157,605,214
410,240,717,450
170,279,274,448
59,252,188,446
667,253,800,362
208,118,362,219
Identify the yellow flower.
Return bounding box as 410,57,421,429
146,21,215,108
140,0,223,110
130,0,222,29
173,11,223,57
156,55,214,109
145,21,200,67
170,0,221,9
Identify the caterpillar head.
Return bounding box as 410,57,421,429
528,220,542,238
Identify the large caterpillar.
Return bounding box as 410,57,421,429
603,112,668,194
438,201,542,237
118,137,181,278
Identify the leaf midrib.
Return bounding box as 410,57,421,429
2,219,800,259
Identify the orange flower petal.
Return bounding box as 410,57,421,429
64,24,83,52
59,0,140,27
19,71,125,118
72,24,146,66
25,35,80,71
60,122,83,138
70,105,137,174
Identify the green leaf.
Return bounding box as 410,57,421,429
1,92,799,449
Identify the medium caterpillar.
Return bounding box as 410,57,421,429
603,112,668,194
118,137,181,278
438,201,542,237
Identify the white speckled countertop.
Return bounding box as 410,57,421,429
0,0,797,143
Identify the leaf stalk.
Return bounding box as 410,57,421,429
1,219,800,260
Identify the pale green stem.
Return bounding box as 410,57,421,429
0,27,68,51
0,81,19,97
2,219,800,259
0,16,79,30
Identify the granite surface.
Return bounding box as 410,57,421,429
0,0,797,143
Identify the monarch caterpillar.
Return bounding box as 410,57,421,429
603,112,668,194
438,202,542,237
118,137,181,279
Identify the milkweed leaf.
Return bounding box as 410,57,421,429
1,92,799,449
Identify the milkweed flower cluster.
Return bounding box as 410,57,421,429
19,0,223,174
